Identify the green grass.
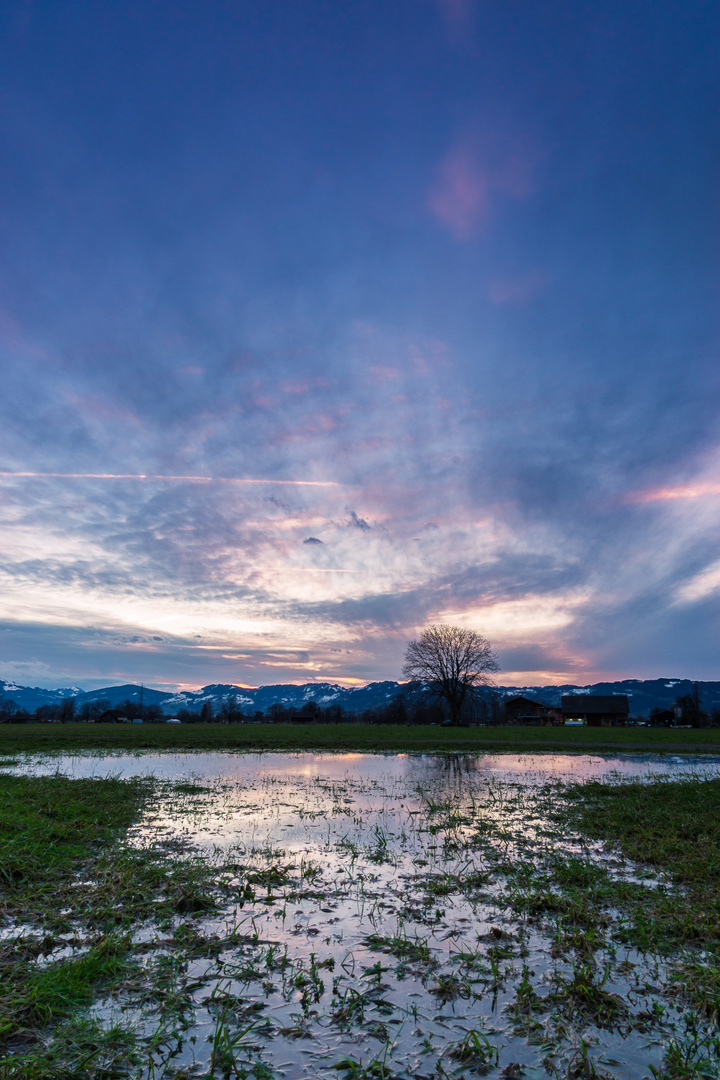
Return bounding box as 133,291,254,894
561,776,720,952
0,775,149,1071
0,773,149,922
1,721,719,754
564,776,720,889
0,773,225,1073
0,773,220,932
19,934,132,1021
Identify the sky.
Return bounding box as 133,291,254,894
0,0,719,692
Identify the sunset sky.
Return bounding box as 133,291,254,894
1,0,719,691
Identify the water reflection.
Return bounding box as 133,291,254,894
7,748,720,786
5,750,720,1079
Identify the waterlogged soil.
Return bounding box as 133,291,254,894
3,751,720,1080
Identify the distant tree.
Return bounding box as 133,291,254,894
118,699,144,721
675,684,708,728
200,701,214,723
177,708,201,723
385,694,408,725
410,700,445,726
35,703,60,722
0,699,17,721
219,694,241,723
78,699,111,723
402,625,499,727
58,698,75,723
145,704,164,723
325,705,344,724
475,688,502,725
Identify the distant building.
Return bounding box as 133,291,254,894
503,696,563,725
561,695,629,727
98,710,129,724
285,711,316,724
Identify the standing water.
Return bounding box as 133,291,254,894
3,750,720,1079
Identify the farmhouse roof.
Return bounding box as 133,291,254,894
504,696,551,712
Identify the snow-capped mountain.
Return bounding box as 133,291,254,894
1,676,720,716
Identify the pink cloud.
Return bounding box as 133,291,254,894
428,137,537,241
623,482,720,503
427,145,492,240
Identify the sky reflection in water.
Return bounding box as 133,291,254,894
7,751,720,1079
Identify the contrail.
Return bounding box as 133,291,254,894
0,471,341,487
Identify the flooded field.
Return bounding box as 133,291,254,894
2,751,720,1080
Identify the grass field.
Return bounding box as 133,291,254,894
0,720,719,755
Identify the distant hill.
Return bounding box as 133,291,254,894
2,676,719,717
0,680,84,712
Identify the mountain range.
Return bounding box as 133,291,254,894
1,677,718,717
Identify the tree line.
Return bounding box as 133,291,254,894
0,697,165,723
0,689,505,726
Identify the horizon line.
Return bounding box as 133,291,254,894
1,674,707,695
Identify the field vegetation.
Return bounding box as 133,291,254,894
1,754,719,1078
1,721,720,755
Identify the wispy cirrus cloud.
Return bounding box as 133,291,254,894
624,481,720,503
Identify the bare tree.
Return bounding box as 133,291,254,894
78,698,111,723
402,625,499,726
0,699,17,721
219,694,241,724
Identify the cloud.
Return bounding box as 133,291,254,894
673,561,720,605
427,145,492,240
0,0,717,692
624,481,720,503
348,510,371,530
427,136,537,240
